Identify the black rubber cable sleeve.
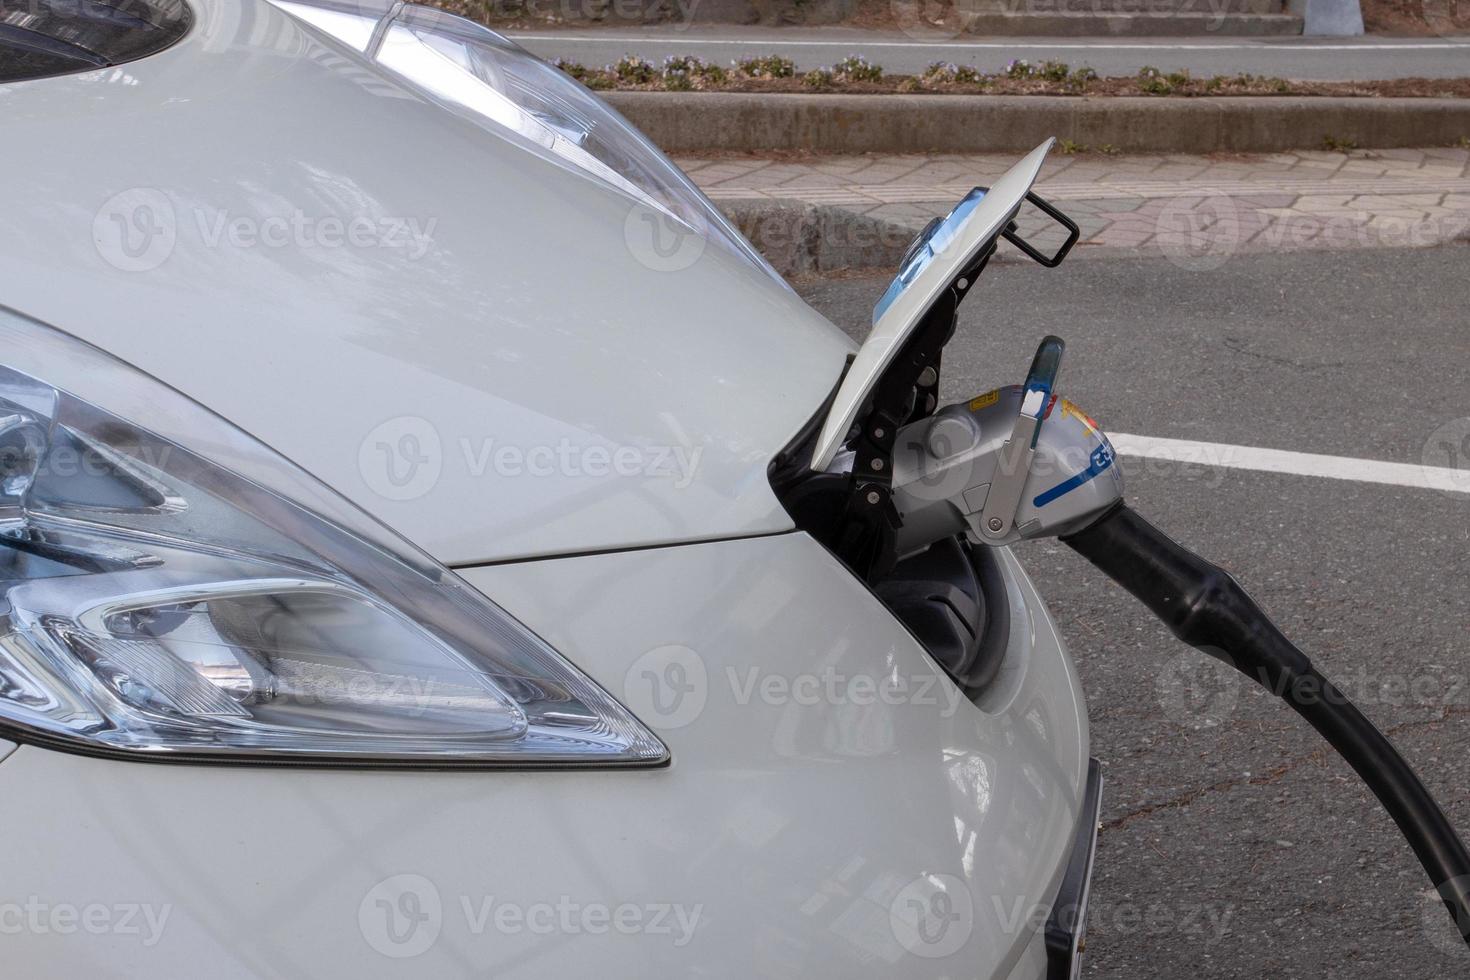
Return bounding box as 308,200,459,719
1063,503,1470,946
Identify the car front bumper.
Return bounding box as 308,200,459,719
0,532,1089,979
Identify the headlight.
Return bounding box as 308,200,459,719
0,305,666,767
268,0,782,284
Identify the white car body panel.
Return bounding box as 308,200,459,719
0,533,1087,978
0,0,851,566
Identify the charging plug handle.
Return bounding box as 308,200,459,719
1065,503,1470,948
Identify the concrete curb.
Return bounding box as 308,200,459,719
606,92,1470,154
719,198,917,276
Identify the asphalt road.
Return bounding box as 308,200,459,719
794,244,1470,978
509,27,1470,79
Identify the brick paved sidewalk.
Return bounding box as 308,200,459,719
678,146,1470,266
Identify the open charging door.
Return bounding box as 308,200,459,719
809,139,1076,473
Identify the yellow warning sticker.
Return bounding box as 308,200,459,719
968,389,1000,412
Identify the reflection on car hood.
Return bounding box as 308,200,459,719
0,0,853,565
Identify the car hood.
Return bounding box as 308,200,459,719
0,0,852,565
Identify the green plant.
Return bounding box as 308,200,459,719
735,55,796,79
661,55,725,90
1137,66,1174,95
1321,134,1359,152
610,55,657,84
831,55,883,82
1457,136,1470,149
802,68,835,90
1039,60,1071,83
553,58,591,82
1005,59,1035,80
1064,65,1097,92
920,62,984,87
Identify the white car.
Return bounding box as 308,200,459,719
0,1,1099,976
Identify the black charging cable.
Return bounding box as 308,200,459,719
1063,503,1470,948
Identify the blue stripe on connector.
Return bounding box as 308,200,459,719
1033,442,1116,508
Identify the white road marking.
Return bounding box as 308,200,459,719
1109,433,1470,494
508,34,1470,51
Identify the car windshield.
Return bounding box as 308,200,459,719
0,0,191,83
